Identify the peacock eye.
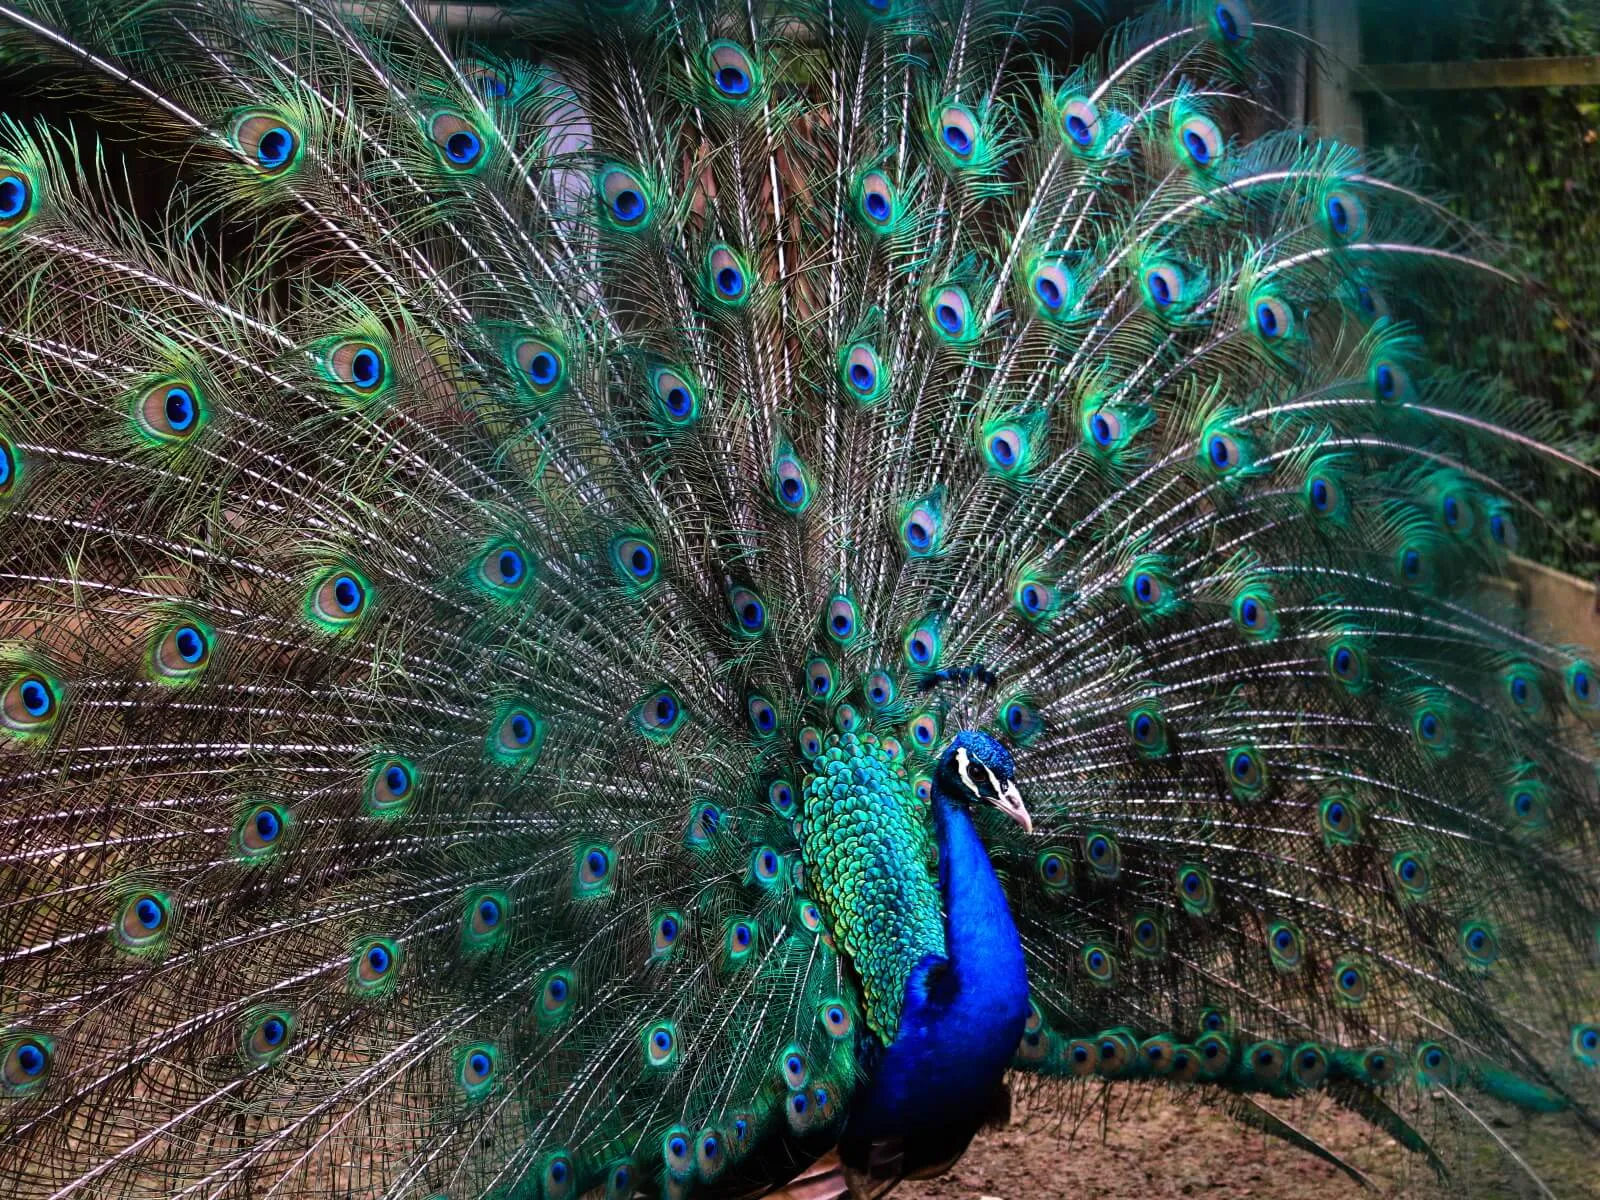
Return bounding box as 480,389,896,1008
768,779,795,813
863,670,897,709
772,451,814,514
365,757,415,817
824,596,859,644
1144,264,1185,310
1252,296,1292,341
936,104,979,161
134,380,208,444
610,534,661,588
307,569,370,630
243,1009,295,1065
728,585,766,635
351,938,401,992
1060,96,1100,149
512,336,566,397
636,687,685,738
150,620,213,683
1212,0,1253,44
841,342,887,401
857,171,897,229
1030,262,1074,316
707,244,749,303
1323,188,1367,242
429,112,487,168
747,693,779,736
927,285,976,341
234,112,300,174
1176,115,1224,168
706,40,758,100
752,845,783,884
650,367,701,425
598,164,651,228
237,802,291,858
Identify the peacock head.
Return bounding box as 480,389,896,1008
938,730,1032,833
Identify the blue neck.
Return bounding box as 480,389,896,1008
847,787,1031,1139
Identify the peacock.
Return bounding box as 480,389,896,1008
0,0,1597,1196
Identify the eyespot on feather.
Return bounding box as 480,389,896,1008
428,111,488,169
232,112,301,175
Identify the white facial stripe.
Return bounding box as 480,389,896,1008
981,764,1004,798
955,747,983,798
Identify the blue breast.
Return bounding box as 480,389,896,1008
845,790,1030,1139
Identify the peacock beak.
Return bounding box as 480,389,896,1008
990,779,1032,834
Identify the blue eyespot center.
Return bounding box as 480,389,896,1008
630,547,654,576
162,387,196,432
1402,549,1421,578
654,696,677,724
16,1042,45,1075
1209,436,1232,468
849,363,874,390
613,189,644,221
1341,968,1359,989
1255,302,1279,336
1035,275,1062,308
740,601,763,628
1216,5,1240,41
716,266,743,297
351,348,383,390
136,898,163,928
20,677,51,717
1091,414,1113,446
865,191,890,221
715,66,749,95
907,521,930,549
781,477,803,502
367,944,391,973
527,352,557,386
1241,599,1259,626
1233,752,1253,778
1066,114,1092,146
1149,272,1173,306
1311,479,1330,510
257,127,293,169
935,303,961,333
384,764,410,796
254,809,281,841
470,1051,491,1075
549,977,568,1000
510,713,534,745
666,386,692,416
334,579,366,614
1324,193,1348,227
991,434,1017,464
1134,573,1154,602
942,124,971,155
446,130,482,164
1376,364,1397,399
498,548,524,584
1183,128,1211,164
262,1018,286,1045
550,1161,569,1182
0,174,28,218
175,626,205,662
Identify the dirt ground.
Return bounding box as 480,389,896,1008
894,1086,1599,1199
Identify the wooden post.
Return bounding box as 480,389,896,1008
1309,0,1364,146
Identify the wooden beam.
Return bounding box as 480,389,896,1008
1358,55,1600,92
1309,0,1364,146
